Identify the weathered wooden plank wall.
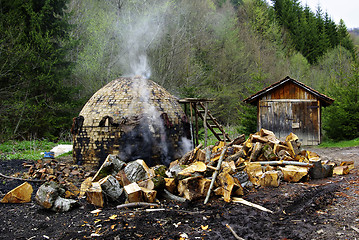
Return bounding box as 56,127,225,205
258,82,320,145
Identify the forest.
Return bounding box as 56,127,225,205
0,0,358,142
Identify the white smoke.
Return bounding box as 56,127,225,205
117,0,171,78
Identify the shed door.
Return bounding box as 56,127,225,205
259,100,320,145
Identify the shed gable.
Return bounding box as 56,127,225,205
261,81,317,101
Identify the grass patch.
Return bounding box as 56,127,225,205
318,137,359,148
0,140,71,161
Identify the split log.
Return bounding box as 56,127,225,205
196,149,206,162
232,183,244,196
217,172,235,202
178,144,203,165
244,162,263,186
225,150,246,163
260,171,282,187
333,166,350,175
80,177,93,197
86,182,104,208
285,132,299,142
259,128,275,138
140,187,157,203
262,145,277,161
64,183,80,198
116,170,131,186
164,178,176,193
249,142,263,161
179,161,207,176
138,179,155,190
124,160,150,183
124,182,143,203
228,134,246,146
99,175,124,202
1,182,33,203
279,165,308,183
242,138,252,154
178,176,211,201
35,181,64,209
340,161,354,170
251,134,269,144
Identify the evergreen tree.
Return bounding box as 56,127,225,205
0,0,77,140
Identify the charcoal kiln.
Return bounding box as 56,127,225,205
72,76,191,168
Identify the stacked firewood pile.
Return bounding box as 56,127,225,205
1,129,353,211
72,129,353,208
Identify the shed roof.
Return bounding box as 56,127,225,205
243,76,334,107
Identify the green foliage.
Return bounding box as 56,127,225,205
318,138,359,148
0,140,70,160
272,0,356,64
322,62,359,141
0,0,80,141
237,103,257,136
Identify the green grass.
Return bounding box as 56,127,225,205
318,137,359,148
0,140,72,161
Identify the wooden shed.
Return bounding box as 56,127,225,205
243,76,334,145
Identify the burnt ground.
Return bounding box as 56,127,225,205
1,146,359,240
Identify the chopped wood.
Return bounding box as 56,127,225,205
179,161,207,176
164,178,176,193
217,172,235,202
116,170,131,186
86,182,104,208
285,132,299,142
178,176,211,201
80,177,93,197
232,197,274,214
249,142,263,161
244,162,263,186
333,165,350,175
225,224,245,240
135,159,154,178
140,187,157,203
99,175,124,201
225,150,246,162
260,170,282,187
251,134,269,144
124,182,143,203
259,128,275,137
340,161,355,170
279,165,309,182
228,134,246,146
116,202,159,209
138,179,155,190
1,182,33,203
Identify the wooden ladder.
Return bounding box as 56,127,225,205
194,101,231,143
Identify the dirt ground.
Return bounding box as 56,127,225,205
1,146,359,240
